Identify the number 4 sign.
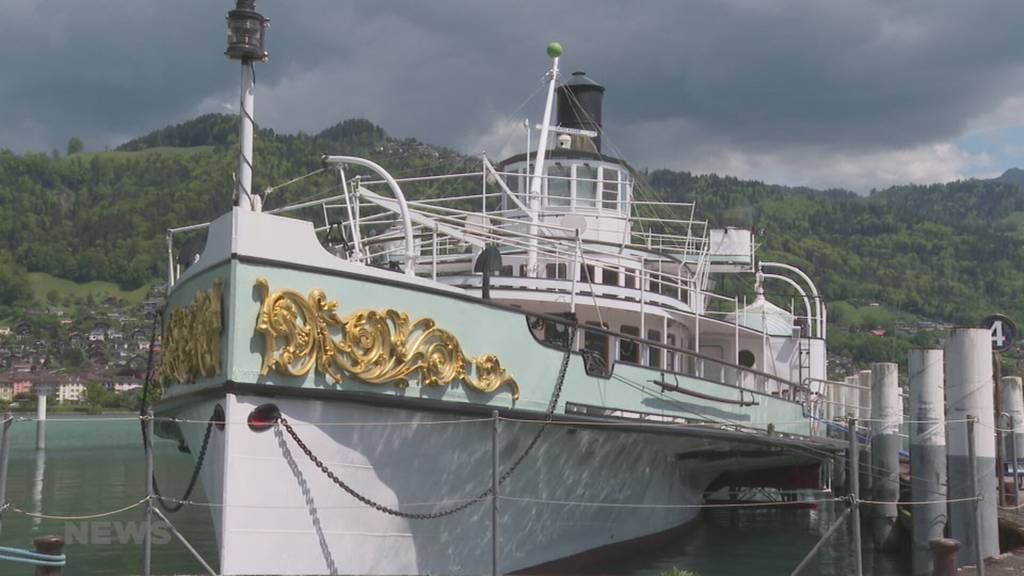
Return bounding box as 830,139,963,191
981,314,1017,352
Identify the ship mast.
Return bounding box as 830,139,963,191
225,0,269,212
526,42,562,278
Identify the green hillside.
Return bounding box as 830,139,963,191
0,114,1021,369
27,272,151,306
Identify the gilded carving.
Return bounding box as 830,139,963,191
255,278,519,399
157,279,224,385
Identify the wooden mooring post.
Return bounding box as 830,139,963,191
33,535,64,576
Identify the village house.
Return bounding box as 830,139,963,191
58,380,86,404
14,320,32,337
12,378,32,397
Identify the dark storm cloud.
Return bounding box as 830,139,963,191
1,0,1022,188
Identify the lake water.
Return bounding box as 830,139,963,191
0,416,905,575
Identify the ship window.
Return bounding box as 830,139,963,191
580,264,596,284
500,265,513,277
602,267,619,287
576,164,597,208
547,163,571,207
545,262,568,279
583,322,610,376
666,333,677,372
623,269,636,289
619,325,640,364
601,168,619,211
647,329,662,367
543,320,570,347
738,350,756,368
653,273,677,297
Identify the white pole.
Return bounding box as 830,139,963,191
662,314,669,371
144,409,154,576
733,296,740,386
431,230,438,281
639,262,646,365
946,328,998,565
165,233,174,288
570,238,580,314
1000,376,1024,476
909,348,947,576
870,362,900,551
525,120,531,175
237,62,258,211
857,369,872,498
481,155,488,215
35,393,46,450
695,310,701,378
526,47,561,278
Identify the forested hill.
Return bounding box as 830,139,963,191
644,170,1024,327
1,114,1022,341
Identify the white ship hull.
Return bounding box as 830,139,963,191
168,389,815,575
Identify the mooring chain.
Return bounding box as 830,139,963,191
137,305,219,514
280,417,481,520
282,329,577,520
153,415,216,513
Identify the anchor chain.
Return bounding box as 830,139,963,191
138,309,218,513
152,415,215,513
281,328,577,520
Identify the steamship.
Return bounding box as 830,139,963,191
153,2,844,574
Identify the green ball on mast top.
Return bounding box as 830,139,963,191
547,42,563,58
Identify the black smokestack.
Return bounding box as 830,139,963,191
556,71,606,152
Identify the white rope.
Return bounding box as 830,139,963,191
860,496,980,506
9,497,148,520
13,415,143,423
499,495,842,509
158,495,484,510
160,416,493,427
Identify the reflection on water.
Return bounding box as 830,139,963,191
0,417,907,576
607,503,907,576
0,416,217,575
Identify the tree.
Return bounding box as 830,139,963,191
46,289,60,306
83,382,108,413
66,137,83,155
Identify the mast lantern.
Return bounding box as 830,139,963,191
226,0,269,62
225,0,268,212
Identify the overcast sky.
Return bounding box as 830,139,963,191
2,0,1023,192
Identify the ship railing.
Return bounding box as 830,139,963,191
803,377,910,431
332,199,794,362
802,377,870,424
526,311,819,420
163,157,709,283
347,196,703,280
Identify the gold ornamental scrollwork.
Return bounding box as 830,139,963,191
254,278,519,400
157,279,224,385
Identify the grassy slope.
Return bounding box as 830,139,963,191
27,272,151,306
